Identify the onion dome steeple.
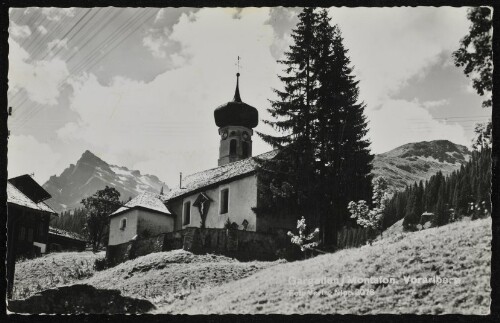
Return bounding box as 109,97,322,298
214,73,258,129
215,68,259,166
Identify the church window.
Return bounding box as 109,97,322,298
120,218,127,230
183,201,191,225
220,188,229,214
229,139,237,155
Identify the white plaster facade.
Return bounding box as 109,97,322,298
108,208,174,246
169,174,258,231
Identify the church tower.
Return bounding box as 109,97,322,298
214,73,258,166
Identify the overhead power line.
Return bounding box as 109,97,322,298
9,8,160,130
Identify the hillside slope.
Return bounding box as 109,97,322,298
12,251,105,300
159,217,491,314
43,150,168,212
373,140,470,192
81,250,280,306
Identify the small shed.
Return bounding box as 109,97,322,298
420,211,435,224
108,192,174,246
48,227,87,252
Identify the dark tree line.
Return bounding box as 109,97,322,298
255,8,373,247
51,207,88,236
382,146,492,231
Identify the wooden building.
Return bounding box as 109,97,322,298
7,174,57,298
48,227,87,252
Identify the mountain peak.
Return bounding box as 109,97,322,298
43,150,169,212
373,140,471,192
381,140,470,163
80,150,104,163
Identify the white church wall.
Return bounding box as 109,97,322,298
179,174,258,231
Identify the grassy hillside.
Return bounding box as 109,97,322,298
82,250,281,305
13,248,280,308
158,217,491,314
12,217,491,314
13,251,104,300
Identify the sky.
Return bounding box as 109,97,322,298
7,7,491,187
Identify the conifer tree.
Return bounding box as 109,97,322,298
433,185,448,226
256,8,318,222
257,8,373,246
314,9,373,243
403,185,419,230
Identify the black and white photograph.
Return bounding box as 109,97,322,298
2,2,496,315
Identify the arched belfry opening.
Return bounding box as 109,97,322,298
214,71,258,166
242,141,249,158
230,139,237,155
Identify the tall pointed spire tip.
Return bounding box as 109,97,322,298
233,72,242,102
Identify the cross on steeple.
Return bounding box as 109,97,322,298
233,56,242,102
235,56,242,75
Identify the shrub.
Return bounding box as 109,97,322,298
94,257,108,271
224,218,238,230
287,216,320,253
349,177,390,243
470,201,490,220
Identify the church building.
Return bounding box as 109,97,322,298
108,73,295,247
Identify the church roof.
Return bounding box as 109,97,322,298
162,150,278,202
213,73,259,128
7,182,57,215
110,191,172,217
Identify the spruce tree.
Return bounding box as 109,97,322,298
433,185,448,226
257,8,373,246
313,9,373,244
415,181,424,218
403,185,419,230
256,8,319,223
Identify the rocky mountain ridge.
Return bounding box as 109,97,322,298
43,150,168,212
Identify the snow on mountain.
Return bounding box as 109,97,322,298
43,150,169,213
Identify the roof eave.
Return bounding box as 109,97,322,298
8,202,58,216
109,205,173,218
165,169,257,203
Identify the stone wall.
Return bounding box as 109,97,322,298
106,240,132,267
163,229,187,250
132,233,165,259
7,284,155,314
106,227,298,266
191,228,282,260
